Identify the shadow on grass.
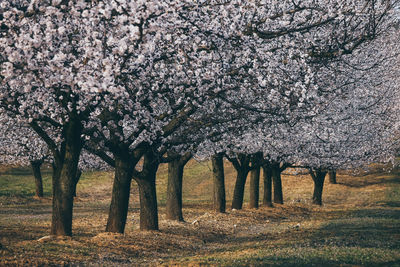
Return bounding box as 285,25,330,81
214,257,400,267
311,210,400,248
0,224,51,244
378,201,400,207
196,206,400,266
0,191,52,198
337,176,400,188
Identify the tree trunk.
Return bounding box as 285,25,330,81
212,153,226,213
231,169,249,210
137,177,158,230
311,169,327,205
50,119,83,236
229,154,251,210
166,152,191,221
329,170,337,184
106,157,133,233
31,160,43,198
136,152,159,231
249,166,260,209
271,164,283,204
72,169,82,197
262,165,273,207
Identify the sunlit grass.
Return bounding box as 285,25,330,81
0,161,399,266
0,172,52,197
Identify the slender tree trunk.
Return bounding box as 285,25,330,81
262,165,273,207
212,153,226,213
166,157,185,221
231,169,249,210
329,170,337,184
31,160,43,198
136,152,159,231
106,157,133,233
50,119,83,236
166,152,191,221
271,164,283,204
249,166,260,209
311,169,327,205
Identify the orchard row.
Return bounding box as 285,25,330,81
0,0,399,237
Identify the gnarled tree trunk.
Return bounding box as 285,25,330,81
106,156,134,233
166,152,191,221
31,160,44,198
262,164,273,207
212,153,226,213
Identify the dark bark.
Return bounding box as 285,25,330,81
249,166,260,209
329,170,337,184
262,164,273,207
211,153,226,213
166,159,184,221
72,169,82,197
229,154,251,210
106,157,134,233
135,152,160,231
31,160,43,198
166,152,191,221
231,169,248,209
271,164,283,204
103,142,144,233
49,119,83,236
310,169,327,205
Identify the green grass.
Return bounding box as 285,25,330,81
1,162,400,266
384,168,400,207
76,170,114,190
178,246,400,267
0,172,52,197
155,160,216,205
162,163,400,267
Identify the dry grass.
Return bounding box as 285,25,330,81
0,161,399,266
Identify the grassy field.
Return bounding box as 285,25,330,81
0,160,399,266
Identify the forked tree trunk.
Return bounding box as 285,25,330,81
249,166,260,209
106,157,133,233
230,154,251,210
212,153,226,213
166,152,191,221
271,164,283,204
262,165,273,207
311,169,327,205
329,170,337,184
31,160,44,198
50,119,83,236
136,152,160,231
231,169,249,210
